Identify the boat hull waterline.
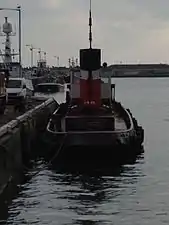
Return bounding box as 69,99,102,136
45,102,144,164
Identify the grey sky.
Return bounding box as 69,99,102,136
0,0,169,67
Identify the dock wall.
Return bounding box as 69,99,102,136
0,98,58,195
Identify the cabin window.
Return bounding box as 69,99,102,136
7,80,21,88
35,85,58,93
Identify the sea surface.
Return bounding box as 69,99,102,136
1,78,169,225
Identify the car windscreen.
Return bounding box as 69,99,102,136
35,84,58,93
7,80,22,88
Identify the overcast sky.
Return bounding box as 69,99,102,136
0,0,169,67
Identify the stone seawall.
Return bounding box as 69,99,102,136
0,98,58,195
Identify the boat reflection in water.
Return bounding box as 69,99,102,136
48,146,144,173
47,153,144,225
0,151,144,224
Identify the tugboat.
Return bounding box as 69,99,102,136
46,1,144,165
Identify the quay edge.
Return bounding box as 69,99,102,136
0,97,58,196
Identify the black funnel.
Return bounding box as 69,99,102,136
80,48,101,71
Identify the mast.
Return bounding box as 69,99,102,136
88,0,92,100
78,0,101,107
2,17,13,65
89,0,92,49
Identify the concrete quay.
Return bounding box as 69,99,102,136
0,97,58,196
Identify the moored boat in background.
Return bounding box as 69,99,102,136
34,82,64,101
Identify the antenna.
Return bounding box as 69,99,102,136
89,0,92,49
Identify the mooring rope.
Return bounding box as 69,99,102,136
23,133,67,174
47,133,67,165
0,93,71,178
0,133,67,177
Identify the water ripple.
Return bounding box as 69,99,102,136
2,78,169,224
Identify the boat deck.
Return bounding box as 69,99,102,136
52,103,130,133
61,110,128,132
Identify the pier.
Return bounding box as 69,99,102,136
0,97,58,195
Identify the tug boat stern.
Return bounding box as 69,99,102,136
46,1,144,164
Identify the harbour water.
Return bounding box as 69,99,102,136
1,78,169,224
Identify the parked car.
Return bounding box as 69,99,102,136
7,78,27,105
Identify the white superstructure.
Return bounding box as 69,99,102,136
0,17,20,77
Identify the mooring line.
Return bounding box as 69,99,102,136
0,134,67,178
48,133,67,164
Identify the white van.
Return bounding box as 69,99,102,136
7,78,29,104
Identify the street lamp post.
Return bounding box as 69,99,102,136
0,6,22,77
18,6,21,77
26,46,46,69
41,51,47,61
30,47,33,68
37,48,41,62
54,56,59,67
26,44,35,68
26,44,41,77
